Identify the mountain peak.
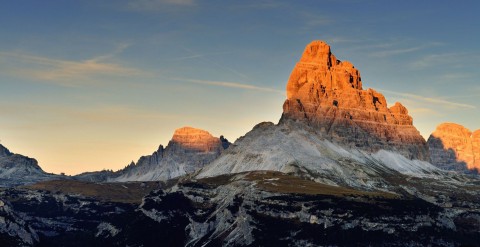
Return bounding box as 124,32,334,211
108,126,231,182
428,122,480,173
282,40,428,160
299,41,333,65
434,122,471,135
171,126,220,152
286,40,362,99
0,143,50,187
173,126,212,137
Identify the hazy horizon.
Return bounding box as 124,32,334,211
1,1,479,175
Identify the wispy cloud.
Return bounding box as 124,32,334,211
179,46,250,80
444,95,480,100
370,42,442,57
0,46,146,87
305,16,331,27
370,45,426,57
173,78,283,94
173,51,234,61
301,12,332,30
408,107,443,116
411,53,454,68
436,72,473,81
325,36,364,44
344,39,443,58
0,103,177,125
409,52,480,69
127,0,195,11
70,105,178,123
347,40,401,51
229,1,288,10
378,89,475,109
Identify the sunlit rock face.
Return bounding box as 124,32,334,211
281,40,428,160
169,127,225,153
428,123,480,173
473,130,480,169
112,127,230,181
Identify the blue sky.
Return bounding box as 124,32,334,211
0,0,479,174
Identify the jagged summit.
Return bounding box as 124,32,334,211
198,41,440,187
74,126,231,182
103,126,231,182
286,40,362,96
281,40,428,160
428,122,480,173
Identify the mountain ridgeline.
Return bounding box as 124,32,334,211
1,40,480,246
75,127,230,182
114,127,230,181
198,41,437,188
0,144,56,187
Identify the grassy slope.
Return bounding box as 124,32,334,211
23,180,165,204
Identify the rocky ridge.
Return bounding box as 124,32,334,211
199,40,434,186
110,127,230,182
428,123,480,173
281,41,428,160
2,171,479,246
0,144,12,157
0,144,55,187
198,120,442,190
1,40,480,246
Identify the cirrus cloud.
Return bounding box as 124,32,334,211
0,48,147,87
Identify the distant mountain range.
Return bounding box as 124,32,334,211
75,126,230,182
1,40,479,246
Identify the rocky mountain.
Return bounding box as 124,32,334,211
97,127,230,182
2,40,480,246
282,41,428,160
199,120,443,190
198,41,434,188
0,126,229,185
0,144,56,187
428,122,480,174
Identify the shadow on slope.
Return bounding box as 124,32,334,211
428,136,479,175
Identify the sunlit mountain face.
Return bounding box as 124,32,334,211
428,123,480,174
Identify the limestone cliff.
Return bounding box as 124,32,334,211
168,127,226,154
428,123,480,173
281,40,428,160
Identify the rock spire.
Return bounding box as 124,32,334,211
281,40,428,160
